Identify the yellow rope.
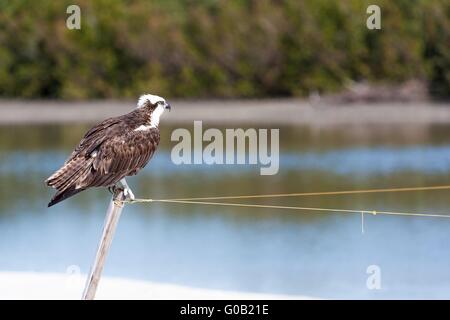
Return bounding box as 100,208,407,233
126,199,450,218
127,198,450,219
125,184,450,219
155,185,450,202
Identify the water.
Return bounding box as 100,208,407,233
0,123,450,299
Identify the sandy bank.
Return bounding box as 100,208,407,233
0,272,313,300
0,99,449,125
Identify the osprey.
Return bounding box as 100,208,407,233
46,94,171,207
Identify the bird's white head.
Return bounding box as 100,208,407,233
137,94,171,128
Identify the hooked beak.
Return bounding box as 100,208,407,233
164,102,171,111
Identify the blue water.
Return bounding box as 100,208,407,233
0,125,450,299
2,144,450,175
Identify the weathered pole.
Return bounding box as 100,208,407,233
82,189,126,300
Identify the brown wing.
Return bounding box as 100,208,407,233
46,116,126,190
46,114,160,206
66,116,124,163
84,128,160,188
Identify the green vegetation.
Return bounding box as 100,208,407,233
0,0,448,99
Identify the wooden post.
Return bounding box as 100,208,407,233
82,189,126,300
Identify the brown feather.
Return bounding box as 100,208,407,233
46,103,161,206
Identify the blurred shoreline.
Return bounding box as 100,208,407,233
0,99,449,126
0,272,314,300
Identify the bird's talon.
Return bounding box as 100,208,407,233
126,190,135,201
122,187,135,201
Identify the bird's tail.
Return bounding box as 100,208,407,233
48,186,85,207
46,157,86,189
46,157,93,207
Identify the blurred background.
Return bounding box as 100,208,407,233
0,0,448,99
0,0,449,299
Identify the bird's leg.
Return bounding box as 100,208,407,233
108,185,116,195
119,178,135,201
108,184,124,197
